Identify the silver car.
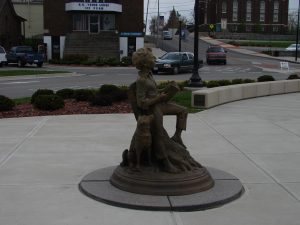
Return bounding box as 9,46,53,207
0,46,7,67
285,44,300,51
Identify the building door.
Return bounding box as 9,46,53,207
89,15,99,34
127,37,136,57
52,36,60,60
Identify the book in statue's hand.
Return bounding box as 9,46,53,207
163,82,180,101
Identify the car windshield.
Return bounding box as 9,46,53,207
161,53,180,60
208,47,225,53
0,47,5,53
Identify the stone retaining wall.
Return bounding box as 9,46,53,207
192,80,300,109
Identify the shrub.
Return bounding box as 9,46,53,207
90,94,112,106
31,89,54,103
105,57,119,66
218,80,232,86
206,80,220,88
111,89,128,102
33,95,64,111
56,89,75,99
232,79,243,84
63,54,89,64
243,79,255,83
287,74,300,80
121,56,132,66
74,89,94,101
99,84,120,95
95,57,105,66
177,80,189,90
257,75,275,82
0,95,15,111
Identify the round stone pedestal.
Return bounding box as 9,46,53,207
79,166,244,211
110,166,214,195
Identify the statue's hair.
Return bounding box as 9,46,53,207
132,48,155,71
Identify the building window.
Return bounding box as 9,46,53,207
222,1,227,13
273,0,279,22
260,1,265,22
232,0,238,22
100,14,115,30
273,26,279,32
73,14,88,31
246,0,251,22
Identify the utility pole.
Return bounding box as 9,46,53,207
188,0,203,87
296,0,300,61
145,0,150,34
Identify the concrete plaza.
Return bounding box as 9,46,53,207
0,93,300,225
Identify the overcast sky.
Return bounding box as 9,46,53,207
144,0,300,22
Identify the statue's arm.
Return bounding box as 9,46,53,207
136,79,166,110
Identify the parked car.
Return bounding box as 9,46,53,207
162,30,172,40
206,45,227,65
153,52,203,75
285,44,300,51
6,46,44,67
0,46,7,67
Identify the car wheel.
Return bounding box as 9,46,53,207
173,66,179,75
37,62,43,68
152,70,158,74
224,60,227,65
0,62,2,67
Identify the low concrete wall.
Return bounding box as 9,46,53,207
192,80,300,109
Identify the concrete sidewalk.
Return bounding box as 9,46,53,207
0,93,300,225
201,36,300,64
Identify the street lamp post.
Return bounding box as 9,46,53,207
188,0,203,87
179,20,182,52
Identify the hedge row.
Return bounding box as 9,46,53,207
29,84,129,111
49,55,132,67
205,74,300,88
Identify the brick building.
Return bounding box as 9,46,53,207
200,0,289,34
43,0,144,60
0,0,26,50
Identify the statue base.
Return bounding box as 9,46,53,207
110,166,214,195
79,166,244,211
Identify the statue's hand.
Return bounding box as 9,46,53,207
159,92,168,102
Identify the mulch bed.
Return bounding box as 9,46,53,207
0,99,132,119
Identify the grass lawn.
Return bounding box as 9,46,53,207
0,70,69,77
13,97,31,105
172,90,201,113
225,40,294,48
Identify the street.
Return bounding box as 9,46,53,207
1,35,300,98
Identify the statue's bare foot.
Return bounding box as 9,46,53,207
171,135,186,149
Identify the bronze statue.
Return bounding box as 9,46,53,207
111,48,214,195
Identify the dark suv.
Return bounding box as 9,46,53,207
206,45,227,65
153,52,203,75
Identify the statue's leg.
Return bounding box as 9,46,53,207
151,105,179,173
160,103,188,148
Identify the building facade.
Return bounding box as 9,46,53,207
0,0,26,50
200,0,289,34
43,0,144,60
12,0,44,38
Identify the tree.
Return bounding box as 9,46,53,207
288,10,298,34
149,16,158,34
165,7,181,29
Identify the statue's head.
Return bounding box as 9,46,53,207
132,47,156,71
